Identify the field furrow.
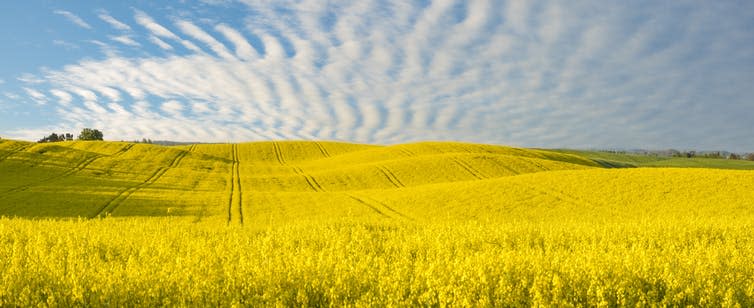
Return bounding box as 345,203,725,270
452,158,487,180
315,142,331,157
346,194,390,218
272,141,286,165
355,193,414,221
292,167,326,192
377,165,405,188
93,149,188,218
234,144,243,224
0,143,33,162
0,143,134,195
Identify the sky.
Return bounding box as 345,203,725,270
1,1,753,151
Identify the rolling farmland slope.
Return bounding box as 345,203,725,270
2,139,753,224
0,139,603,222
1,139,753,306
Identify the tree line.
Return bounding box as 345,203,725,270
38,128,103,143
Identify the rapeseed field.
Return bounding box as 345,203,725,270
1,139,753,306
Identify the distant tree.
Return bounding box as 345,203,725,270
685,151,696,158
728,153,741,160
65,133,74,141
38,132,70,143
745,153,754,161
78,128,103,141
668,149,681,157
702,152,723,159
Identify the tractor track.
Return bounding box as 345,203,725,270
346,194,388,218
314,142,331,157
398,148,414,157
227,144,243,225
293,167,325,192
347,193,413,220
92,149,188,218
273,142,326,192
1,144,134,195
0,143,34,162
377,165,405,188
228,144,243,225
272,141,285,164
452,157,487,180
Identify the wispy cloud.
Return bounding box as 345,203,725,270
54,10,92,29
9,1,754,151
52,39,80,50
133,10,202,53
98,11,131,31
176,20,234,60
215,23,258,61
49,89,73,106
17,73,45,84
23,87,48,104
110,35,140,47
148,36,173,50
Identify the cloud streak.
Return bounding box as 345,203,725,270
54,10,92,29
98,11,131,31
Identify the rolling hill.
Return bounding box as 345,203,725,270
1,139,753,225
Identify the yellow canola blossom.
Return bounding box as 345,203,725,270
1,139,754,305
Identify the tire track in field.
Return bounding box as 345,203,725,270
376,165,405,188
314,142,331,158
92,149,189,218
292,167,326,192
398,148,414,157
515,179,602,210
346,194,388,218
0,143,34,162
272,141,286,164
346,193,414,220
452,157,487,180
272,141,326,192
227,144,244,225
1,144,134,195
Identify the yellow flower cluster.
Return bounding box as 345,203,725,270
0,218,753,306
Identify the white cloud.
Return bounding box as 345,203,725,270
98,11,131,31
17,73,45,84
161,100,184,116
69,88,98,101
54,10,92,29
215,23,258,61
23,88,48,104
3,92,20,100
134,10,178,39
8,2,754,151
110,35,140,47
176,20,234,59
49,89,73,106
134,10,202,53
148,36,173,50
53,40,80,50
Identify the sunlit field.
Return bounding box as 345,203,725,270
1,139,753,306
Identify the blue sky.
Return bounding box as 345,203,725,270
1,1,753,151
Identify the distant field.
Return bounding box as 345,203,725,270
554,149,754,169
1,139,753,306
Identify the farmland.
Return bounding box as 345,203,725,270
1,139,754,306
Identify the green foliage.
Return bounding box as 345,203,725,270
77,128,103,141
38,133,73,143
